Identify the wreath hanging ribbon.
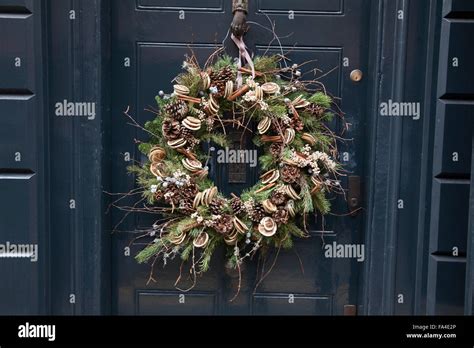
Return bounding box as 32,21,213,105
231,33,255,88
127,48,344,295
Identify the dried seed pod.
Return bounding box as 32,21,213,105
150,162,165,177
173,84,190,96
193,192,203,209
167,138,187,149
193,232,209,248
261,135,284,143
292,95,310,109
311,177,323,194
301,133,316,146
148,147,166,163
284,185,301,200
255,85,264,100
284,128,296,144
260,169,280,185
286,200,296,217
169,232,187,245
201,187,218,206
257,117,272,135
201,72,211,90
258,217,277,237
182,116,202,131
182,158,203,173
262,199,278,214
224,80,234,98
233,217,249,234
224,229,239,245
205,95,220,114
261,82,280,95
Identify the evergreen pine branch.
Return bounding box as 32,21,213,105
281,235,294,249
280,223,306,239
180,243,193,261
212,55,234,71
267,104,287,118
253,55,280,72
175,218,197,234
313,190,331,215
259,154,275,170
136,241,163,264
199,237,219,272
138,143,154,156
298,178,314,214
308,92,332,108
201,133,229,148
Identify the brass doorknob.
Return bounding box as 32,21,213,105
350,69,363,82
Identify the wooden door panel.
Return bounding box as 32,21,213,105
433,102,474,176
257,0,343,14
0,16,33,90
257,47,342,97
137,291,218,315
252,294,332,315
0,99,35,167
428,257,466,315
137,0,224,11
137,43,217,126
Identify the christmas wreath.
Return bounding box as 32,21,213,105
127,52,344,293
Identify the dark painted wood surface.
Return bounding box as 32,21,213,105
110,0,370,315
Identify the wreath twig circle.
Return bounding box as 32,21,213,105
126,52,345,296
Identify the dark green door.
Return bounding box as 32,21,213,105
111,0,370,315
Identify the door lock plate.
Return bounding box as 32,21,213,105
348,176,361,216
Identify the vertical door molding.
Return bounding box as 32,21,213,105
464,136,474,314
362,0,438,315
48,0,111,315
362,0,405,315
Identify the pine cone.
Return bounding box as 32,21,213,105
180,127,194,140
273,208,289,225
179,200,195,214
270,191,287,206
186,136,199,149
281,165,301,184
165,100,188,120
154,190,164,201
164,185,180,205
248,203,266,223
308,103,325,117
214,214,234,235
230,197,244,215
210,66,234,97
181,183,198,200
165,183,197,206
269,142,283,158
209,198,226,215
162,119,181,140
290,117,304,132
